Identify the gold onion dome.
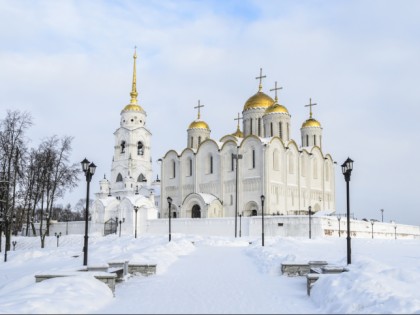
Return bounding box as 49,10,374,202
302,118,321,128
243,91,275,111
231,126,243,138
265,103,289,114
188,120,210,130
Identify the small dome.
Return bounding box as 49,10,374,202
243,92,275,111
302,118,321,128
122,104,144,112
264,103,289,115
231,127,243,138
188,120,210,130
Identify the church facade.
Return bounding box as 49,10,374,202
160,72,336,219
91,51,159,235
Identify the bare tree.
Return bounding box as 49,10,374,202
0,110,32,255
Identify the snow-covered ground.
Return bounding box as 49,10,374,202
0,234,419,314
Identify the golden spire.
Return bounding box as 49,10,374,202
129,46,138,105
256,68,266,92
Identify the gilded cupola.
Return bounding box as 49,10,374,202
301,98,321,128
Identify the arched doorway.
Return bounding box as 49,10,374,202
192,204,201,218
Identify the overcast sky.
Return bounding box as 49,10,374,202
1,0,419,225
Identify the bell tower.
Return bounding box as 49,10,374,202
110,48,153,197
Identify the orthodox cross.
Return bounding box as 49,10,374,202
194,100,204,119
234,112,243,129
270,81,283,103
255,68,266,92
305,98,317,118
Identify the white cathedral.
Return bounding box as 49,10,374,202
90,51,336,236
91,51,159,235
160,71,336,219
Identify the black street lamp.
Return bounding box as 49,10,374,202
341,157,354,265
134,206,139,238
261,195,265,247
167,196,172,242
380,209,384,222
371,220,374,239
233,153,243,238
55,232,62,247
239,213,242,238
308,206,312,239
81,158,96,266
337,215,342,237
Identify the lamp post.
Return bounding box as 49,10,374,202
167,196,172,242
233,153,243,238
371,221,374,239
81,158,96,266
394,224,397,240
308,205,312,239
134,206,139,238
55,232,62,247
261,195,265,247
337,215,342,237
341,157,354,265
380,209,384,222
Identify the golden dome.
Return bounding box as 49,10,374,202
264,103,289,114
231,126,243,138
302,118,321,128
188,120,210,130
243,92,275,111
122,104,144,112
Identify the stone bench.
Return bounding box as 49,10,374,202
281,262,310,276
128,264,157,276
35,272,117,295
306,265,349,295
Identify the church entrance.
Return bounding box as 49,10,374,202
192,205,201,218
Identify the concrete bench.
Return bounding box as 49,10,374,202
306,265,349,295
306,273,323,296
281,262,310,276
35,272,117,295
321,265,349,274
128,264,157,276
308,261,328,269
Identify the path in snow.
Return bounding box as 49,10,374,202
95,244,319,314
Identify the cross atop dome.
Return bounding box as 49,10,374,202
256,68,267,92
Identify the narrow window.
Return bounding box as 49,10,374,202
287,123,290,140
326,163,329,181
198,136,201,145
314,135,316,146
306,135,309,146
137,141,144,155
250,119,253,135
121,141,126,153
313,159,318,179
116,173,123,182
172,160,176,178
270,123,273,137
190,137,194,148
258,118,261,136
320,136,322,148
279,122,283,139
189,158,193,176
231,154,234,171
252,149,255,169
230,195,233,205
273,150,279,171
210,155,213,174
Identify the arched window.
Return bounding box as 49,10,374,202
270,123,273,137
116,173,123,182
279,122,283,139
314,135,316,146
209,155,213,174
306,135,309,146
137,141,144,155
198,136,202,145
252,149,256,169
230,194,233,205
231,154,235,171
250,119,253,135
273,150,279,171
120,141,126,153
188,158,192,176
137,174,146,182
258,118,261,136
190,137,194,148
